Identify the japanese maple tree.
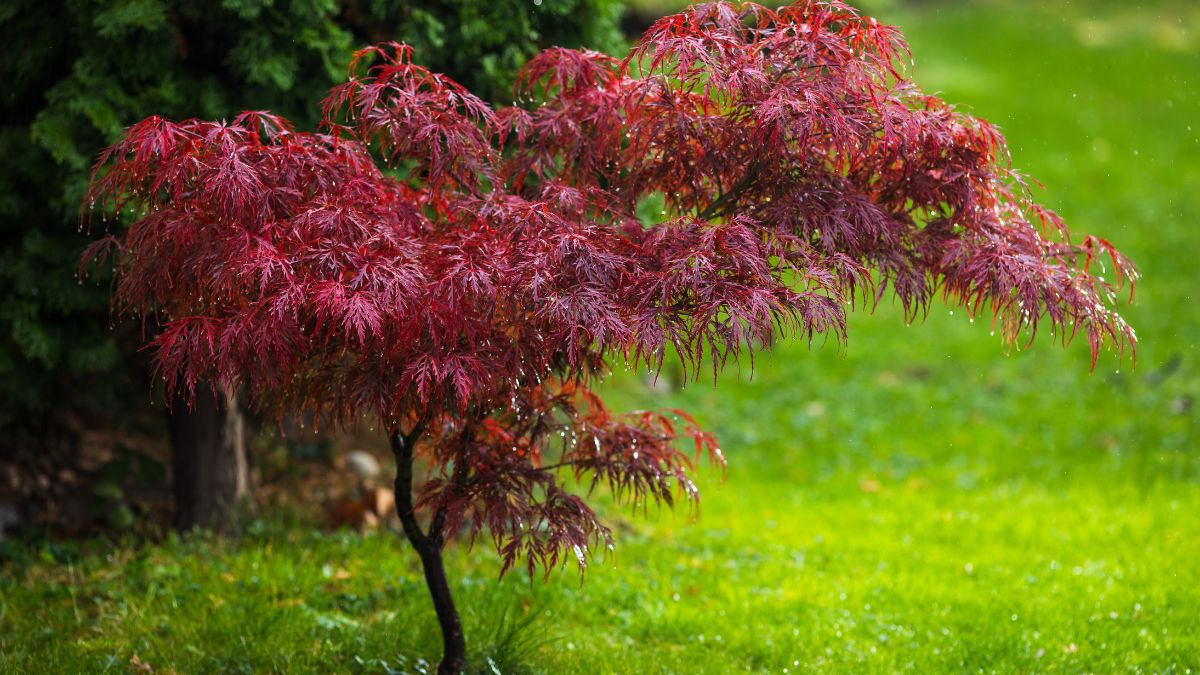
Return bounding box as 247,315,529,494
83,1,1135,671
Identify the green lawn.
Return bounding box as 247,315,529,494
3,1,1199,672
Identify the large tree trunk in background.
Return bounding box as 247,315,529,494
167,384,251,531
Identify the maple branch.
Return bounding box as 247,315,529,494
697,165,759,221
429,449,471,548
536,460,581,473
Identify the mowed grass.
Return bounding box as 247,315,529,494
3,1,1199,672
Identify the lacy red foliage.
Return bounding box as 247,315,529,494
84,1,1135,578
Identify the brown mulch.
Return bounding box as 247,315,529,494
1,420,398,540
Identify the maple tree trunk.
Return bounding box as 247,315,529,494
168,384,251,531
415,541,467,675
391,427,467,675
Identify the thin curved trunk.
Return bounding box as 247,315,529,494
391,426,467,674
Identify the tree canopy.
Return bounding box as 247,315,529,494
83,1,1135,671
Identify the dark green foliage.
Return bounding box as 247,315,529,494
0,0,624,447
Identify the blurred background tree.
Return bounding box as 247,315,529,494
0,0,624,532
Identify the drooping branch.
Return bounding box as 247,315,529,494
505,0,1136,366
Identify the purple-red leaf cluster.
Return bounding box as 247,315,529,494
84,0,1135,579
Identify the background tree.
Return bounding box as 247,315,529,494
84,1,1135,671
1,0,624,531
